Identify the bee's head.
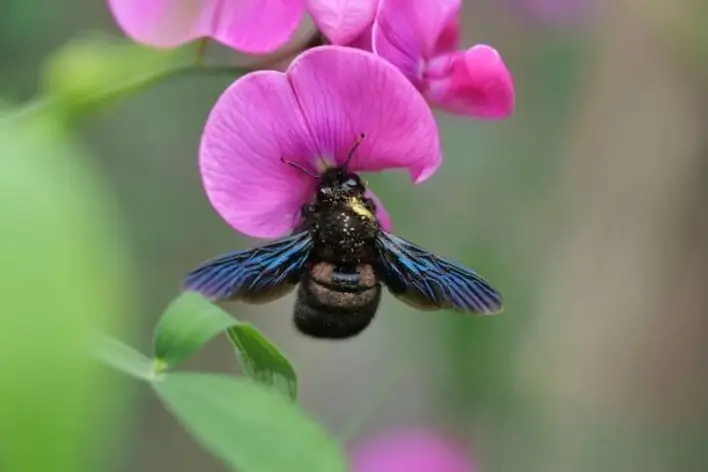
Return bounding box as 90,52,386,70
317,133,368,198
282,133,368,200
318,167,366,198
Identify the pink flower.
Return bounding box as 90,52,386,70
350,428,476,472
372,0,515,119
106,0,305,54
199,46,441,239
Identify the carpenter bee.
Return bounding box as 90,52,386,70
184,139,503,339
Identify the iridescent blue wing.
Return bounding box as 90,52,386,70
375,231,503,314
183,231,313,303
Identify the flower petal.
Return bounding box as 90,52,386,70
286,46,441,183
107,0,304,53
199,71,319,239
306,0,378,45
425,45,515,119
201,0,305,54
365,190,392,231
107,0,201,48
350,429,475,472
372,0,461,82
348,24,374,51
433,15,460,55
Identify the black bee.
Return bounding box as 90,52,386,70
184,139,503,339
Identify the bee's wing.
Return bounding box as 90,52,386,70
374,231,503,314
183,231,313,303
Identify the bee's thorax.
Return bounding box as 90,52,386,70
299,168,380,264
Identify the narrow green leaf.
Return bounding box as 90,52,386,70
153,373,347,472
91,334,156,381
153,292,235,369
227,324,298,401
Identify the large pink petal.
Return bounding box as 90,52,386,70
200,71,319,239
372,0,461,83
108,0,304,53
306,0,378,45
286,46,441,183
424,45,515,119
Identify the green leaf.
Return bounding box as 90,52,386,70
91,334,156,381
152,293,298,399
153,292,236,369
153,373,347,472
227,324,298,401
0,104,138,472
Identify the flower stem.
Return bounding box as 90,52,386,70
67,62,250,119
195,38,209,64
65,30,323,120
116,30,324,98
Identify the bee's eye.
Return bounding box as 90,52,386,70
343,178,359,189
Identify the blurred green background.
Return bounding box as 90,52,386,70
2,0,708,471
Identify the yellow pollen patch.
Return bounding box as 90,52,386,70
348,198,374,219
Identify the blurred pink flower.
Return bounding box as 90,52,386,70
198,46,441,239
306,0,379,46
372,0,515,119
350,428,476,472
107,0,305,54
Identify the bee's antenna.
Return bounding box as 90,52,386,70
344,133,366,171
281,157,319,178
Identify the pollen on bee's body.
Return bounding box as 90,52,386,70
347,197,375,220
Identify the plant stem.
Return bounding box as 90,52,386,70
66,29,323,120
195,38,209,64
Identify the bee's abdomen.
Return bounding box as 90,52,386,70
293,262,381,339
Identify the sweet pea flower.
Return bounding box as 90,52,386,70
199,45,441,239
107,0,305,53
107,0,381,54
372,0,515,119
351,428,476,472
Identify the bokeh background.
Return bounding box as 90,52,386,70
2,0,708,471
